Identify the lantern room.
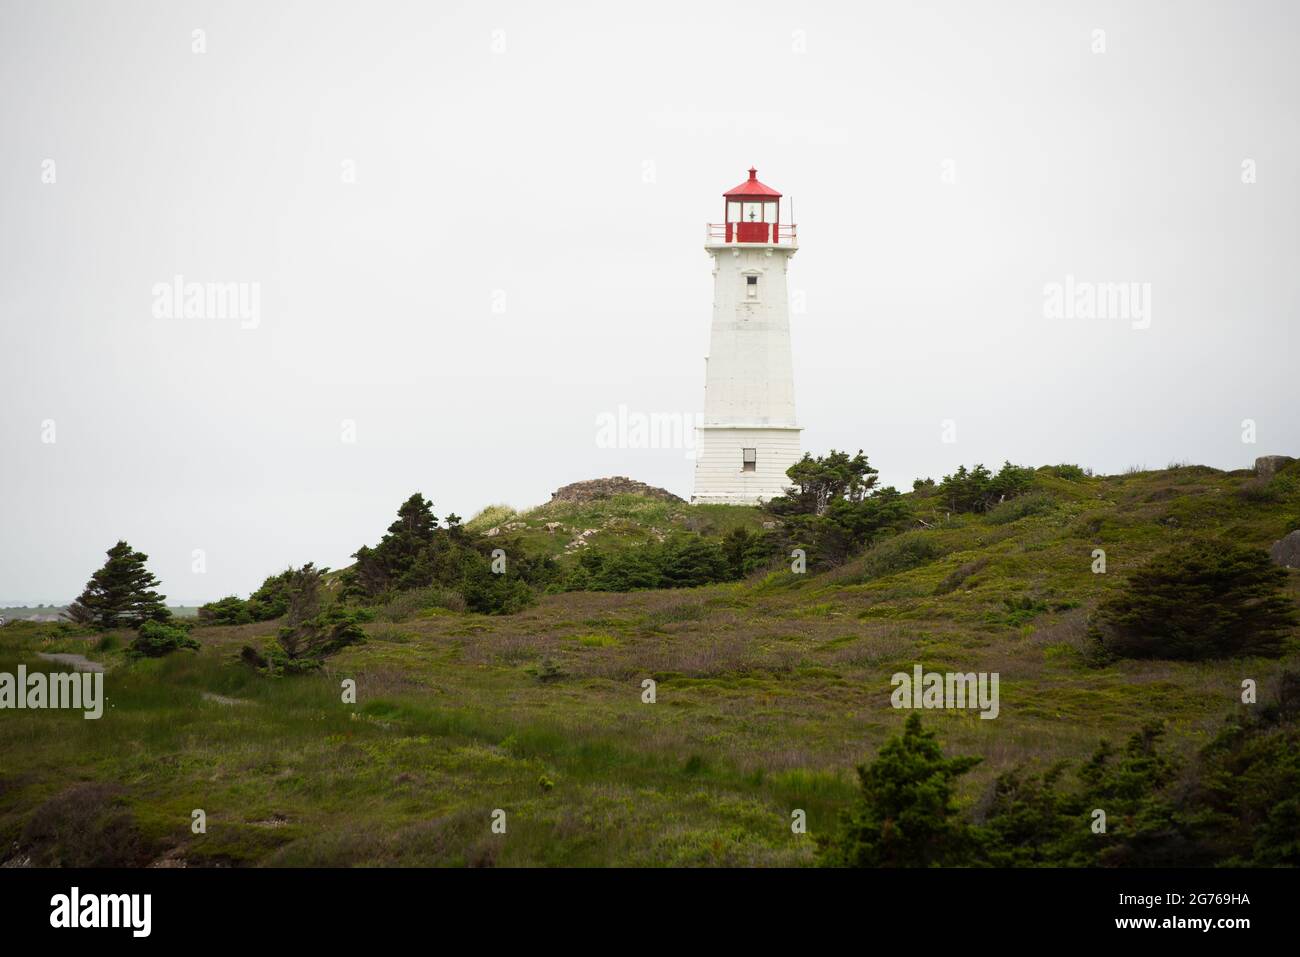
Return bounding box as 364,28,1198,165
709,167,794,245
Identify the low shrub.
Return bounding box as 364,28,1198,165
987,492,1056,525
861,532,944,580
378,585,466,621
1044,463,1089,480
129,620,199,658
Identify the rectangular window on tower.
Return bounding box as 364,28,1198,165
746,275,758,298
742,448,757,472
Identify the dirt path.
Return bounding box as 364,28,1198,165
36,652,105,673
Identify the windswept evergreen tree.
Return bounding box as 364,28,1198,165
761,448,910,571
768,449,879,517
240,563,369,674
68,541,171,629
936,461,1034,514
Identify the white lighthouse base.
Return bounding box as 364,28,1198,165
691,425,802,506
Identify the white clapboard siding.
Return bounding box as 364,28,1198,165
692,237,801,505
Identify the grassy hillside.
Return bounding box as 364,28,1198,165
2,463,1297,866
463,494,768,560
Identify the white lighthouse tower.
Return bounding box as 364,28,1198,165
691,168,802,505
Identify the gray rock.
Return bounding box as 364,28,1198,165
549,476,685,504
1255,455,1296,479
1270,530,1300,569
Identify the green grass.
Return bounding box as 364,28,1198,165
1,463,1298,866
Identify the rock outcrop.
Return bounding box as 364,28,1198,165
549,477,684,505
1255,455,1296,479
1270,530,1300,569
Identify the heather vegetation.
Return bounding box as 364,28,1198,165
2,457,1297,866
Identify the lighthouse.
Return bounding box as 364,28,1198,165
691,168,802,505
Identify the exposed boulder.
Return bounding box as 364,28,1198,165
549,476,685,504
1255,455,1296,479
1270,530,1300,569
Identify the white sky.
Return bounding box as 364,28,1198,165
2,0,1297,602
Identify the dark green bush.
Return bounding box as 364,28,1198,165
461,563,536,614
339,492,554,612
198,595,254,625
130,620,199,657
981,723,1191,867
860,531,943,580
94,632,120,652
979,675,1300,867
1045,464,1088,480
937,461,1035,514
559,534,747,592
199,568,302,624
1088,539,1296,661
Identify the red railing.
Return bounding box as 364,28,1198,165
705,222,798,245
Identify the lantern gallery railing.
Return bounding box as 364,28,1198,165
705,222,798,246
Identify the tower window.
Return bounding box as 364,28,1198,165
746,275,758,298
742,448,757,472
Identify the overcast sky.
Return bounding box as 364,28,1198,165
2,0,1296,603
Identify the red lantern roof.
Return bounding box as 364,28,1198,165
723,167,782,198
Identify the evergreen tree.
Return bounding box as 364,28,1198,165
722,526,775,578
1089,538,1296,660
69,541,171,629
818,713,982,867
347,493,440,595
242,563,368,674
768,449,878,517
661,536,730,588
936,461,1034,514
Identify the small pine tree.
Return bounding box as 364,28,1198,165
70,541,171,630
818,713,982,867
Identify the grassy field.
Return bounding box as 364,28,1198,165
2,464,1297,866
